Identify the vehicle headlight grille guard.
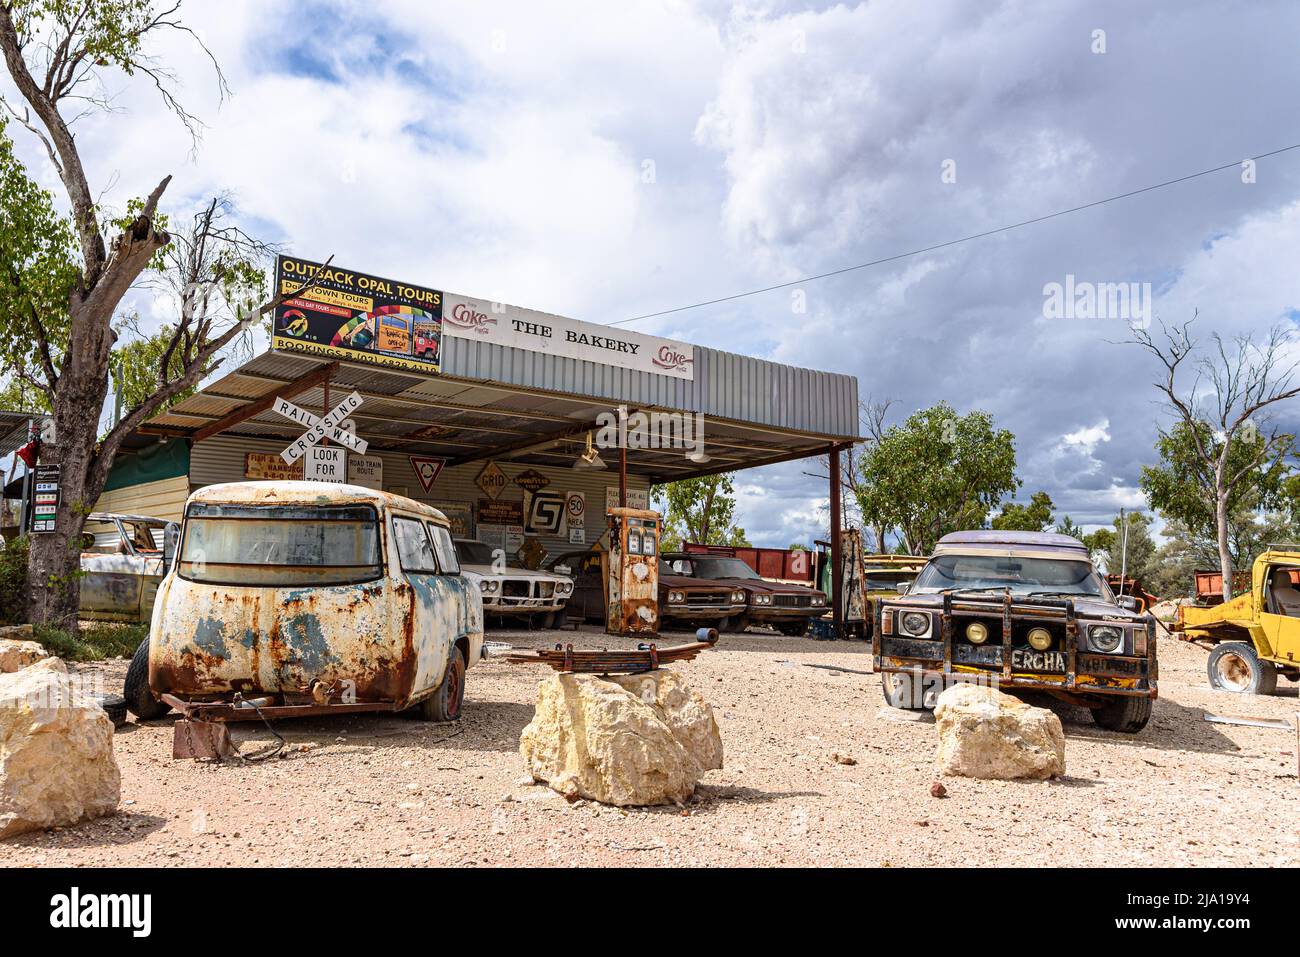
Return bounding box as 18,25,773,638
936,592,1080,687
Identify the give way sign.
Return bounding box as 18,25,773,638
275,391,369,465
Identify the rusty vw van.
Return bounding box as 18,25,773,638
125,482,483,729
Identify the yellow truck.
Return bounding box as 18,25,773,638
1172,546,1300,694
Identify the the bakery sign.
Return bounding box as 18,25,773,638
441,293,695,380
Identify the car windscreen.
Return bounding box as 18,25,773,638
454,540,497,566
179,504,381,586
686,557,762,580
911,554,1106,597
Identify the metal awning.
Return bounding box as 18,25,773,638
139,347,861,483
0,410,48,458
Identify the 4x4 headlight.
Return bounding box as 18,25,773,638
731,590,745,603
900,611,931,637
1088,624,1123,653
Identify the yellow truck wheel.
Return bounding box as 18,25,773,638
1207,641,1278,695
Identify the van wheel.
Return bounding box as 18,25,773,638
882,672,934,710
1090,695,1152,733
1207,642,1278,695
418,649,466,722
728,615,749,634
547,608,567,629
123,638,169,720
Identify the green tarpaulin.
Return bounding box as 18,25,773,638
103,439,190,492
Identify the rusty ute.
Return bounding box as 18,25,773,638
80,512,179,623
124,481,484,733
876,530,1157,733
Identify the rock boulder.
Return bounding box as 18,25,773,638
0,627,49,673
934,683,1065,780
520,669,723,806
0,658,121,837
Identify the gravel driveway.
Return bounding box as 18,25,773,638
3,622,1297,867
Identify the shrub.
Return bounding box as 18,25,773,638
0,535,28,625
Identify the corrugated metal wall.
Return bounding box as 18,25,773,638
190,435,649,562
91,475,189,524
442,338,860,440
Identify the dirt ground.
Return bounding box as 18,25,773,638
2,621,1297,868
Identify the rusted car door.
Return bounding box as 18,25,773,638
391,514,473,692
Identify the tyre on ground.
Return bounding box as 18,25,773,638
123,637,170,720
416,648,466,722
1206,641,1278,695
1090,694,1152,733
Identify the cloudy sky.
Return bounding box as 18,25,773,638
7,0,1300,546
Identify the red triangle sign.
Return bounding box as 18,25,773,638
409,456,445,493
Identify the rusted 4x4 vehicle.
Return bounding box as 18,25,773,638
876,531,1157,733
661,552,827,635
125,482,483,732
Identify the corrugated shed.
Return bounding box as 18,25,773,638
441,337,859,440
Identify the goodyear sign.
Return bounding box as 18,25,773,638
272,256,443,374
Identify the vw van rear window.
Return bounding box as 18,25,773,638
179,504,381,586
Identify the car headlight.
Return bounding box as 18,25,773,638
1088,624,1123,653
900,612,930,637
481,580,499,594
760,594,772,605
668,591,684,603
966,621,988,644
731,590,745,603
555,581,573,595
1027,627,1052,651
811,593,825,606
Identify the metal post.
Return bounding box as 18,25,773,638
321,369,331,448
829,443,843,636
619,445,627,509
18,419,33,536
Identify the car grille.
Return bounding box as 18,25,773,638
502,580,530,598
772,594,811,608
687,592,727,605
536,581,555,599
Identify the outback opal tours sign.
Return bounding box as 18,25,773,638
272,255,695,380
272,256,443,374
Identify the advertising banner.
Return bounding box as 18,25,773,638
272,256,443,374
431,501,473,538
442,292,695,380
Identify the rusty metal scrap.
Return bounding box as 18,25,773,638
505,628,719,673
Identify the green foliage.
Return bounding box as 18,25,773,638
0,118,79,381
1055,515,1085,541
110,318,203,417
856,402,1020,555
992,491,1055,532
11,1,155,75
1141,420,1295,548
33,621,146,661
651,474,749,551
0,536,30,625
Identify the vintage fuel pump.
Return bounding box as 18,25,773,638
605,506,661,636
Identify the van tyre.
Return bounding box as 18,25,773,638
1090,695,1152,733
95,693,128,728
123,638,170,720
418,648,466,722
1207,641,1278,695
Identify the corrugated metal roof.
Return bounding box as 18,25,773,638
0,410,48,457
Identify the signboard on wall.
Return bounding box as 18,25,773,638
271,256,443,374
478,499,523,526
525,490,566,534
409,456,444,493
347,454,384,490
431,501,473,537
475,461,508,501
478,523,524,553
442,293,695,380
565,491,586,543
246,452,302,481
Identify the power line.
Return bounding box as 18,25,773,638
610,141,1300,327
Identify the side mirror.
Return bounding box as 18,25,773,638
555,564,572,577
896,582,910,595
162,522,180,573
1116,595,1140,612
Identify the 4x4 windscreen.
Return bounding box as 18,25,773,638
912,554,1107,597
179,504,381,586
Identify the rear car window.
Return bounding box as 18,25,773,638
179,504,381,586
393,517,439,573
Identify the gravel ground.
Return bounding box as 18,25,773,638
2,621,1297,867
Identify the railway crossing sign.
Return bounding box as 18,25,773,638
275,391,369,468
